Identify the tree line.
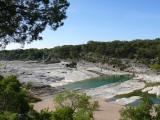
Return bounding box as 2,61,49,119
1,38,160,64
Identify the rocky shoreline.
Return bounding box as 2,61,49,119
0,60,160,105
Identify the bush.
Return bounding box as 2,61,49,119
0,75,30,114
120,94,160,120
150,64,160,72
0,111,18,120
51,107,74,120
54,91,99,120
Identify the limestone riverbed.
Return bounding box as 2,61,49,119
1,60,160,105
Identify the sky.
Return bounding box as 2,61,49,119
7,0,160,49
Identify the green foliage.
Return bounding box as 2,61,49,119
38,109,52,120
0,111,18,120
0,0,69,46
54,91,99,111
116,89,143,98
0,75,52,120
25,81,33,89
150,64,160,72
0,76,99,120
0,75,30,114
145,82,160,87
120,95,160,120
120,96,152,120
54,91,99,120
1,39,160,67
0,75,3,80
51,107,74,120
73,109,93,120
116,89,157,99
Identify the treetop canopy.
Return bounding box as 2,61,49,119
0,0,69,48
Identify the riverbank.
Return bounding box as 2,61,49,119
0,60,131,86
1,60,160,119
1,60,160,105
33,97,123,120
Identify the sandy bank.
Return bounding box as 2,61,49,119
33,97,123,120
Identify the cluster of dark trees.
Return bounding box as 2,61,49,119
0,0,69,47
1,38,160,65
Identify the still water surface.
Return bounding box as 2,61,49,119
63,75,132,90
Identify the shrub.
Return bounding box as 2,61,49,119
150,64,160,72
54,91,99,120
51,107,74,120
0,111,18,120
0,75,30,114
120,94,160,120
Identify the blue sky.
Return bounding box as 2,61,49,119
7,0,160,49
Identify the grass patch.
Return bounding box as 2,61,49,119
145,82,160,88
115,89,143,98
115,89,156,99
150,64,160,72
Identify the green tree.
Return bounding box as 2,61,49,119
1,39,160,65
0,0,69,47
54,91,99,120
0,75,51,120
0,75,30,114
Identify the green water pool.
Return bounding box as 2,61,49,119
63,75,132,90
